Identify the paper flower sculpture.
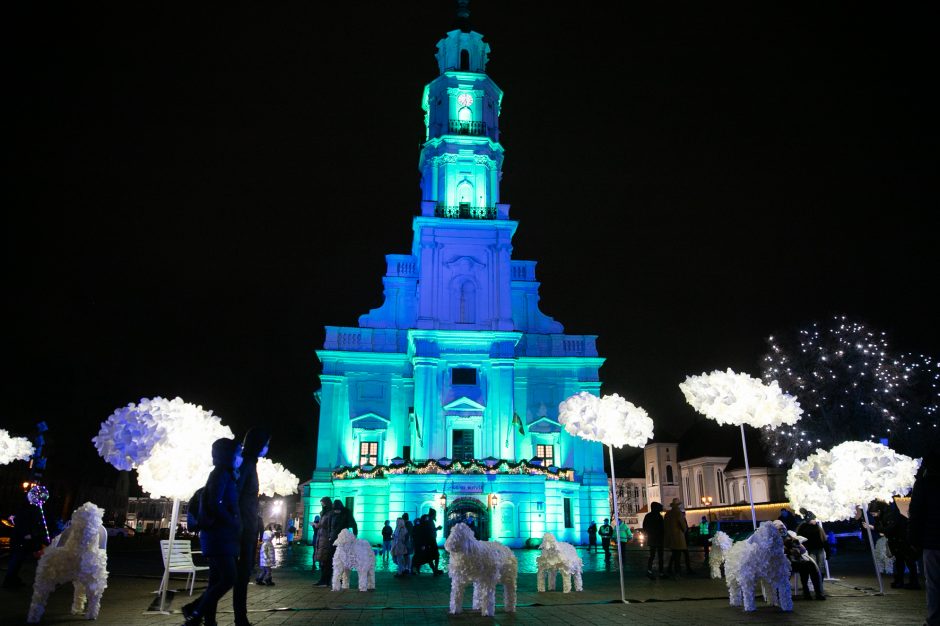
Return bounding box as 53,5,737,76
94,396,232,500
679,368,803,429
257,458,299,497
134,398,233,500
1,429,35,465
92,399,167,470
786,440,921,522
558,392,654,449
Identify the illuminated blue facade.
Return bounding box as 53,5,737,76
304,27,608,547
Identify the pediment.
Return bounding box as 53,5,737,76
444,255,486,273
528,416,562,433
443,396,486,412
350,412,390,430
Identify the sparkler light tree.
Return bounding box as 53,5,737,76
559,391,654,604
759,316,921,466
785,440,920,595
93,397,233,614
680,369,803,529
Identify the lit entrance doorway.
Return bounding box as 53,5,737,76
445,497,488,541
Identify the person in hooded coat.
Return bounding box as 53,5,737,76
231,427,270,626
313,497,335,587
663,498,689,577
182,438,241,626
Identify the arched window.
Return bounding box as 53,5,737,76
684,476,691,504
697,472,705,502
753,478,768,502
716,470,726,503
649,465,656,485
460,49,470,71
665,464,674,484
457,180,473,207
458,106,472,122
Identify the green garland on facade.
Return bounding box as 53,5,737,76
332,458,575,481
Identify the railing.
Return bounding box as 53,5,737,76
386,254,417,278
511,261,537,281
435,204,497,220
448,120,487,136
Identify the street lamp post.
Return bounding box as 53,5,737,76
701,495,713,521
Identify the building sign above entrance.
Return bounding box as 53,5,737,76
451,483,484,494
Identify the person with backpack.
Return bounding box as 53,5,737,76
181,438,242,626
598,518,613,562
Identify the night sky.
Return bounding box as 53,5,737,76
5,2,936,492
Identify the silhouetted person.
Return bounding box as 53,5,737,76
587,521,598,553
2,492,47,588
643,502,665,579
231,427,270,626
427,507,442,575
909,453,939,625
599,518,613,561
182,438,242,625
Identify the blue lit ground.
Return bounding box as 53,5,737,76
1,535,926,625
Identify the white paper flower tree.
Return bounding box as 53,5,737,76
786,440,920,593
93,396,233,613
1,429,35,465
680,369,803,528
559,391,654,603
257,457,299,497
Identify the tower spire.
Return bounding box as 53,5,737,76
456,0,470,32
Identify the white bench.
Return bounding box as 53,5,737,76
160,540,209,595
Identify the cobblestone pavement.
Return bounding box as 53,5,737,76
1,541,928,625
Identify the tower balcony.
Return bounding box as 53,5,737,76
448,119,488,136
435,204,497,219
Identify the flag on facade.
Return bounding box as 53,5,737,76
512,412,525,436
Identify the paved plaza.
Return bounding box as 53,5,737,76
1,540,929,625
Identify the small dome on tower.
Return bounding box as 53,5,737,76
435,29,490,74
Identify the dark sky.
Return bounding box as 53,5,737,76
5,2,937,487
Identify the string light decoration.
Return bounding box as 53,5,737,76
331,458,575,481
899,352,940,457
760,316,917,466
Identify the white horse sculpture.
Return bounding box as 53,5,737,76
536,533,583,592
27,502,109,623
331,528,376,591
445,522,517,617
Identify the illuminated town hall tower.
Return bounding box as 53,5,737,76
304,15,609,547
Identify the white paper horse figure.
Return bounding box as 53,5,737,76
536,533,583,592
27,502,109,623
709,522,793,612
331,529,376,591
445,522,517,617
